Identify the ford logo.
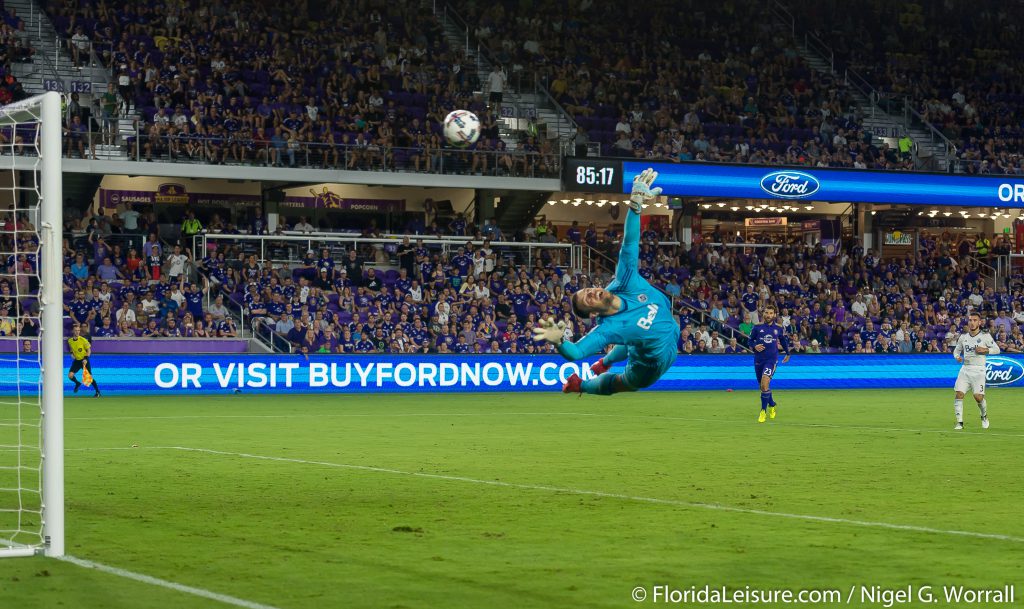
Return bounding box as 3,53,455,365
985,356,1024,386
759,171,821,199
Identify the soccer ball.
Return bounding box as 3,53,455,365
443,110,480,147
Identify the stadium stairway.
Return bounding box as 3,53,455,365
494,190,551,238
433,3,576,147
792,42,950,171
62,172,102,209
8,0,124,159
7,0,111,104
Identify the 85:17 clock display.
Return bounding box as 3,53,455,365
562,158,624,193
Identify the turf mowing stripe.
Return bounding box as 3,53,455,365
148,445,1024,545
58,410,1024,439
59,555,285,609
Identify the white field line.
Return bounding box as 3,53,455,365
70,445,1024,545
59,555,285,609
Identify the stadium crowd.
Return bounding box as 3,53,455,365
42,203,1024,358
780,0,1024,175
34,0,1024,176
231,224,1024,356
458,0,913,171
44,0,558,175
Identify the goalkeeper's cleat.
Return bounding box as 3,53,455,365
981,416,989,429
769,405,777,420
562,373,583,395
758,410,767,423
589,358,609,375
954,421,964,430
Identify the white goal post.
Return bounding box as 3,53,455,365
0,91,63,558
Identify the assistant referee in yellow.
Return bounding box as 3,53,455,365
68,322,101,397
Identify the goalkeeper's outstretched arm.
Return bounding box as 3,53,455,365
534,319,609,361
614,168,660,281
616,204,641,278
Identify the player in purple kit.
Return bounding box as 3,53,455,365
749,304,790,423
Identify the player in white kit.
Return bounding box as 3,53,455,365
952,312,999,430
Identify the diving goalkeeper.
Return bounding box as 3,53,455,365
534,168,680,395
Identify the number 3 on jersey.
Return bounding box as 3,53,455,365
637,304,659,330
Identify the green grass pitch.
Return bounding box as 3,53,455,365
2,389,1023,609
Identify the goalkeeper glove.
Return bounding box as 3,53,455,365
532,317,567,346
628,167,662,214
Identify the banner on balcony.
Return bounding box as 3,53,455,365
281,187,405,212
99,183,261,209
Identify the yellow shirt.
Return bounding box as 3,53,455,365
67,336,91,360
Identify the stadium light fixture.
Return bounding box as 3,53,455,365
804,205,813,210
548,201,557,205
560,199,569,204
870,211,877,215
702,204,711,209
585,200,594,205
716,202,726,207
730,206,739,211
943,212,951,216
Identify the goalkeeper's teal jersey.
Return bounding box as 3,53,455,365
563,210,680,368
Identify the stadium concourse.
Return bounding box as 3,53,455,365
42,206,1024,356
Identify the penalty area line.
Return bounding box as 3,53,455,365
59,555,284,609
163,445,1024,545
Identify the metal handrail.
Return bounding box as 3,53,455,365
843,68,874,103
194,233,580,273
532,73,579,153
804,32,834,73
251,317,292,353
769,0,796,38
903,101,957,164
59,129,561,175
35,37,67,96
670,294,754,353
966,255,999,289
582,244,614,276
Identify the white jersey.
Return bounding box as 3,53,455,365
953,331,1000,368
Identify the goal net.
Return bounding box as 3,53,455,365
0,92,64,558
